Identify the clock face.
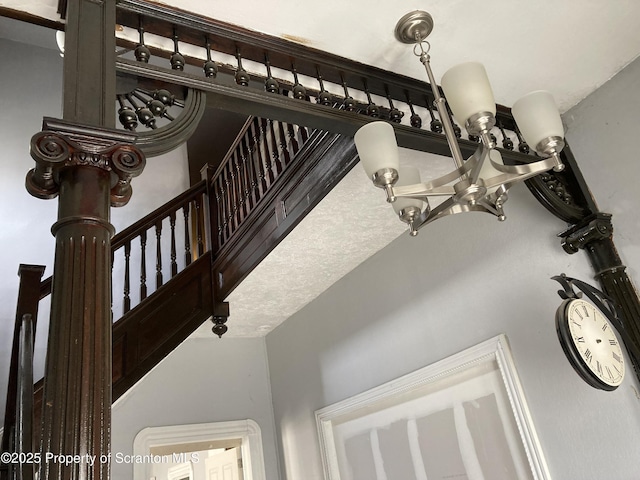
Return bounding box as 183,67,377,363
562,298,625,389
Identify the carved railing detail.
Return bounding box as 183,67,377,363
112,0,543,165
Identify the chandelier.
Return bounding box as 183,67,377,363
354,11,566,236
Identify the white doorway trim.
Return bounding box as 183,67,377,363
167,462,194,480
133,419,266,480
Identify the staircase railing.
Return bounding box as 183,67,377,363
111,181,209,318
211,115,310,252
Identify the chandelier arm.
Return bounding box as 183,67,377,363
475,198,504,217
482,157,559,190
413,196,459,230
468,144,491,185
394,184,455,198
412,154,480,191
416,201,494,231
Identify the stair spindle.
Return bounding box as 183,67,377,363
140,230,148,300
195,197,204,256
183,203,192,265
286,123,300,155
266,118,284,176
169,212,178,277
155,220,163,288
222,164,235,236
239,147,253,214
276,121,292,166
253,117,274,187
235,151,249,222
123,241,131,313
228,154,240,230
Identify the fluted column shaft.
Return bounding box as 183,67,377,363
39,165,113,480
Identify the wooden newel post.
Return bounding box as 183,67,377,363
27,119,144,479
24,1,146,478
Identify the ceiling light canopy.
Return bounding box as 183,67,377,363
354,11,565,236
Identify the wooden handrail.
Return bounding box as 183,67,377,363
14,314,35,480
112,180,206,249
1,265,45,458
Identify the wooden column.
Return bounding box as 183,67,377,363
25,1,144,479
528,150,640,383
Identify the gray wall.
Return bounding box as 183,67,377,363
111,337,280,480
0,36,62,426
265,57,640,480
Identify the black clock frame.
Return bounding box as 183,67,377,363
553,274,640,390
555,298,621,391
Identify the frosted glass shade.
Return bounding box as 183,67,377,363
441,62,496,125
392,166,424,214
512,91,564,150
354,122,400,177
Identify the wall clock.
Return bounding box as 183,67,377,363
553,274,626,391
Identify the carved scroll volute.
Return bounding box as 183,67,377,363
26,118,146,207
27,132,71,199
110,145,146,207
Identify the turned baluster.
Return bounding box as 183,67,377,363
286,123,301,155
195,197,204,256
242,136,259,209
239,146,253,215
182,203,192,265
170,27,185,71
276,120,292,167
247,132,267,200
123,241,131,314
227,156,240,231
169,211,178,277
233,151,247,223
253,117,274,187
140,230,148,300
266,118,284,177
425,94,443,133
222,164,236,236
405,92,422,129
155,220,163,288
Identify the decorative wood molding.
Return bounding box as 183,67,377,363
134,88,206,158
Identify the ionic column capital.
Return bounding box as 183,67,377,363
27,117,146,207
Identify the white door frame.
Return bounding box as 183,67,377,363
133,419,266,480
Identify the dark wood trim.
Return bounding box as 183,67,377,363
0,7,64,30
117,59,539,171
115,0,435,106
213,130,358,300
134,88,207,158
525,145,596,224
